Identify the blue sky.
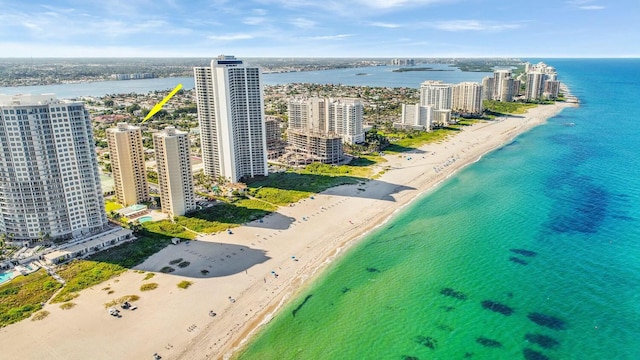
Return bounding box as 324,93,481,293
0,0,636,57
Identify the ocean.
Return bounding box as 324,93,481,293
237,59,640,360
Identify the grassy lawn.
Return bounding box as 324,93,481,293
105,201,123,213
382,128,460,154
483,100,538,115
143,198,278,237
246,171,362,205
0,269,62,327
50,231,173,303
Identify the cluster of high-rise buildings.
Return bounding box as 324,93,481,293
522,62,560,101
285,97,364,164
398,80,483,130
398,62,561,131
0,57,562,245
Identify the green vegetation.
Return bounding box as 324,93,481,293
146,170,158,184
381,128,459,154
140,283,158,291
143,273,155,281
160,266,175,273
50,232,173,303
483,100,538,115
31,310,50,321
177,261,190,268
52,261,127,303
0,269,62,327
104,294,140,308
105,201,123,213
247,172,361,206
60,302,76,310
169,258,183,265
177,281,193,289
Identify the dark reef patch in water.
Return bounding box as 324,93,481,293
291,294,313,317
436,323,454,332
464,352,474,358
440,287,468,300
510,249,538,257
545,181,608,234
524,333,560,349
509,256,528,265
366,267,381,273
527,312,566,330
476,337,503,348
440,306,456,312
341,287,351,294
415,335,438,349
523,348,550,360
401,356,419,360
481,300,514,316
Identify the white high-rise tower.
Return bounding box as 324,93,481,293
194,55,268,183
0,94,108,243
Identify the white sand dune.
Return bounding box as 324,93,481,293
0,100,575,360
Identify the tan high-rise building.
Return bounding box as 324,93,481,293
452,82,484,114
153,126,195,217
493,69,514,102
107,122,149,206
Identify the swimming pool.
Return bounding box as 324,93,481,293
129,204,147,211
0,271,14,285
138,216,153,223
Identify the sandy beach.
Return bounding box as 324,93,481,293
0,99,576,360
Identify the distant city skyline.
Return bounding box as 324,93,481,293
0,0,636,58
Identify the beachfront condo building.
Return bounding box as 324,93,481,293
492,69,515,102
420,80,453,110
524,62,560,101
328,98,365,144
400,104,434,130
0,94,108,243
452,82,484,115
153,126,196,217
419,81,453,125
194,55,268,183
286,130,344,164
525,72,546,101
482,76,494,101
107,122,149,206
288,97,364,144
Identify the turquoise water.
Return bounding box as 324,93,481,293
239,59,640,359
137,216,153,223
0,272,14,285
129,204,147,211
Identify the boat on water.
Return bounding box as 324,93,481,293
563,122,576,127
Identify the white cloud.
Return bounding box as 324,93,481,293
208,33,254,41
310,34,353,40
355,0,448,9
578,5,605,10
432,20,521,32
369,22,402,28
290,17,316,28
243,17,266,25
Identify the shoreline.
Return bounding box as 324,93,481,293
0,95,577,360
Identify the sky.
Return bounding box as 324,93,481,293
0,0,637,58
